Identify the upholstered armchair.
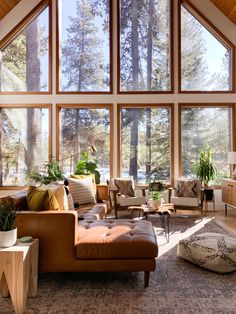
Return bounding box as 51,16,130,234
168,178,204,215
107,178,147,218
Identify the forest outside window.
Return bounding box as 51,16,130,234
0,3,50,93
119,0,172,92
0,105,51,186
57,105,112,182
180,1,233,92
180,105,234,184
119,105,172,183
57,0,111,93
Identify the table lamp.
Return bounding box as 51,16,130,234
228,151,236,179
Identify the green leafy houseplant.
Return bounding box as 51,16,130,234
193,145,217,188
76,151,101,184
28,160,65,185
0,201,17,232
149,191,161,201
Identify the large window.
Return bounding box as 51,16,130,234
180,104,235,184
180,1,234,92
57,0,111,93
57,105,112,182
0,2,50,93
119,0,172,92
118,105,173,183
0,105,51,186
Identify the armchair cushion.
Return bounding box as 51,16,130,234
176,179,199,198
114,178,135,197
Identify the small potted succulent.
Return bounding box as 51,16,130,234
0,200,18,248
149,191,162,210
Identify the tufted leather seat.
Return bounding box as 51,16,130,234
76,220,157,259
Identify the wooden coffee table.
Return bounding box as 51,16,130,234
128,203,175,242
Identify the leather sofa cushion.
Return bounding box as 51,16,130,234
76,220,158,259
77,203,107,220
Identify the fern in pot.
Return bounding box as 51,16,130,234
0,200,18,248
193,145,217,201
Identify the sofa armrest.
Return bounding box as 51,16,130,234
15,210,79,272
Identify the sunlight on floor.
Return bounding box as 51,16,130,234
156,216,213,257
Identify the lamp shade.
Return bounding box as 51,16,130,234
228,152,236,164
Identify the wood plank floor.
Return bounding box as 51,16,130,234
176,207,236,236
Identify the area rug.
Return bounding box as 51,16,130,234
1,217,236,314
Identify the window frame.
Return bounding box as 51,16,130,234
56,0,113,94
56,103,114,179
178,103,236,184
0,103,52,189
117,0,174,94
0,0,52,95
117,103,174,185
178,0,235,94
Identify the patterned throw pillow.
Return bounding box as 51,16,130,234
68,177,96,205
176,180,198,198
177,232,236,273
114,179,135,197
26,186,60,211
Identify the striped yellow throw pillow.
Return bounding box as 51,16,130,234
27,186,60,211
68,177,96,205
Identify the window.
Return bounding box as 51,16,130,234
57,0,111,93
0,3,50,93
180,2,234,92
118,105,173,183
0,105,51,186
57,105,112,182
119,0,172,92
180,105,234,184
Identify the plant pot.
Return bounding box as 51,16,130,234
204,188,214,201
0,228,17,248
149,200,161,210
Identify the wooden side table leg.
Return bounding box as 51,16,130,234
28,240,39,297
5,252,29,314
0,272,9,297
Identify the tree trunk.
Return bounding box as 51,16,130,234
129,0,139,181
129,109,138,181
0,109,3,185
74,109,80,172
25,19,41,171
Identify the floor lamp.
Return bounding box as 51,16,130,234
228,152,236,179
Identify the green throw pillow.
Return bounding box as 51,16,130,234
27,186,60,211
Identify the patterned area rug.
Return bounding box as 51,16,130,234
1,216,236,314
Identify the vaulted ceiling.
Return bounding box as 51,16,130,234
209,0,236,25
0,0,21,21
0,0,236,25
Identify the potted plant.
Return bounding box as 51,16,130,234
0,200,18,248
28,160,65,185
193,145,217,201
76,151,101,184
149,191,162,209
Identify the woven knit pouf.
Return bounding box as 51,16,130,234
177,232,236,273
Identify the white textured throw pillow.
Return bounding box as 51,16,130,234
177,232,236,273
68,177,96,205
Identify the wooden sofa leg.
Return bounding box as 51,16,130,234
144,271,150,288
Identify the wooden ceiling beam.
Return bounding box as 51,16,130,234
0,0,21,21
209,0,236,25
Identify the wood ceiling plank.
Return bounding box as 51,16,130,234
0,0,21,21
209,0,236,25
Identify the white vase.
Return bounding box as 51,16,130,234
0,228,17,248
150,200,161,210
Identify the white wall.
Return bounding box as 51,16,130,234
0,0,236,208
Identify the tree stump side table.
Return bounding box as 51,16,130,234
0,239,39,314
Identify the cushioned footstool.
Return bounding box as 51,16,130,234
76,220,158,287
177,232,236,273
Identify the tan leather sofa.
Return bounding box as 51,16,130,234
15,211,158,287
5,184,158,287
